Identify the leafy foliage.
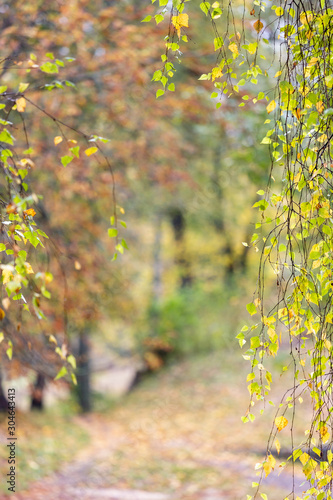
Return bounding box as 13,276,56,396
146,0,333,498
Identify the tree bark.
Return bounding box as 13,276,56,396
170,208,193,288
76,331,91,412
0,371,8,412
31,372,46,411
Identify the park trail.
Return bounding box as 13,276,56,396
6,353,305,500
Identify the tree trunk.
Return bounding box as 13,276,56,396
0,371,8,412
170,208,192,288
31,372,46,411
76,331,91,412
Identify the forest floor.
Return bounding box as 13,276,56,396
1,352,307,500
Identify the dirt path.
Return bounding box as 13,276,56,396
5,355,306,500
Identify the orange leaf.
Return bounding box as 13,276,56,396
253,20,263,33
23,208,36,217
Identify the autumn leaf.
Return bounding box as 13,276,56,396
275,416,288,431
85,146,98,156
316,101,324,113
299,452,310,466
0,308,5,320
172,13,189,38
275,438,281,454
54,136,63,145
6,203,17,214
253,20,263,33
228,42,239,57
250,8,255,15
23,208,36,218
16,97,26,112
2,267,14,285
24,263,34,274
212,67,223,81
266,100,276,114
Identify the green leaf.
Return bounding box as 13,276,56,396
67,354,76,369
0,129,14,145
69,146,80,158
155,14,164,24
214,37,224,51
55,366,67,380
40,62,59,74
6,340,13,360
251,336,260,349
156,89,165,98
141,15,152,22
247,303,257,316
61,155,73,167
200,2,210,15
108,228,118,238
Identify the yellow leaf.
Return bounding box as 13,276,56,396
18,158,35,168
16,97,26,112
316,101,324,113
19,83,29,93
267,453,276,469
263,454,275,477
275,416,288,431
254,298,261,308
212,67,223,81
54,136,63,145
275,6,284,16
253,20,263,33
74,260,82,270
274,70,282,78
299,452,310,466
263,461,271,477
172,13,189,37
275,438,281,454
293,108,301,120
266,100,276,114
85,146,98,156
0,332,3,343
2,268,14,285
318,134,328,143
24,263,34,274
300,12,313,24
49,335,57,344
0,308,5,320
228,42,239,55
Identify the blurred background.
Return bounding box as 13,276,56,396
0,1,305,499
